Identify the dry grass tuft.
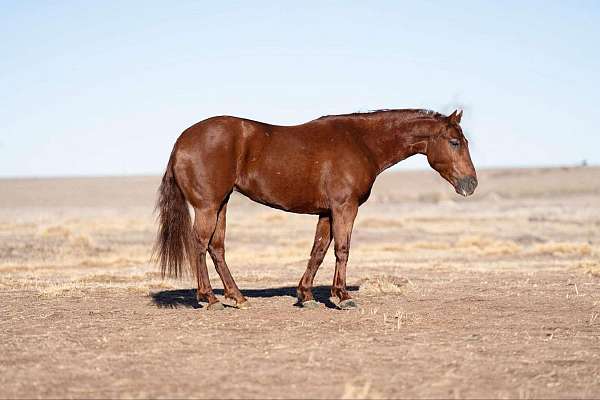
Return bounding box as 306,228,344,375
359,275,410,296
40,225,72,238
579,260,600,277
456,235,522,255
483,241,522,256
532,242,592,256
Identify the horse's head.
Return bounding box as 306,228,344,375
426,110,477,196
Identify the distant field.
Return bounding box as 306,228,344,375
1,166,599,398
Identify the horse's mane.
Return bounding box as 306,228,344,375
316,108,445,122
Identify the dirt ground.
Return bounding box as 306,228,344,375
1,167,600,399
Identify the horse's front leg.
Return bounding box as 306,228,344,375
331,201,359,310
297,214,332,308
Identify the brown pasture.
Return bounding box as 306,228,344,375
1,166,600,398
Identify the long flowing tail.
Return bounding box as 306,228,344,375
153,151,194,278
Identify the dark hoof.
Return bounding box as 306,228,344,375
301,300,320,309
206,302,225,311
338,299,358,310
236,301,251,310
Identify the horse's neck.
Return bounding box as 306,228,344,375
354,117,435,174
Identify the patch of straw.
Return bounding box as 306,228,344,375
359,275,410,296
532,242,592,256
456,235,522,255
579,260,600,277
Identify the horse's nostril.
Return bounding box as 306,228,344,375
456,176,477,196
468,177,478,191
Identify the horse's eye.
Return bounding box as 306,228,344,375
449,139,460,148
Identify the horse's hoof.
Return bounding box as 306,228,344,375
236,301,251,310
339,299,358,310
301,300,320,309
206,302,225,311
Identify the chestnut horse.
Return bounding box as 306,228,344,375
154,109,477,310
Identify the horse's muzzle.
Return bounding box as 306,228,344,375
455,176,478,197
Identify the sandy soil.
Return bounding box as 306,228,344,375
1,167,600,399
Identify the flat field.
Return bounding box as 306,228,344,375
1,167,600,399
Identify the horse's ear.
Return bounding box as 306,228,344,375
448,109,463,125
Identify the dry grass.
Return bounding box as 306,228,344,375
0,256,149,273
531,242,592,256
359,275,411,296
456,235,522,255
348,236,592,261
579,260,600,277
0,262,178,298
35,276,178,298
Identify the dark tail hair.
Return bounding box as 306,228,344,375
153,151,193,278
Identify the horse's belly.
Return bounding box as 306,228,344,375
235,167,328,214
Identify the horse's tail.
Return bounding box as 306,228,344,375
153,149,194,278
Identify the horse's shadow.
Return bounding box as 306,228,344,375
150,285,359,309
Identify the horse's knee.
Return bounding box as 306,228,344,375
312,244,328,260
334,245,349,263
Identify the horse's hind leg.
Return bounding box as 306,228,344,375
297,214,332,308
208,201,249,309
191,206,224,310
171,134,238,310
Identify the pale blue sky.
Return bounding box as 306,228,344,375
1,1,598,177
